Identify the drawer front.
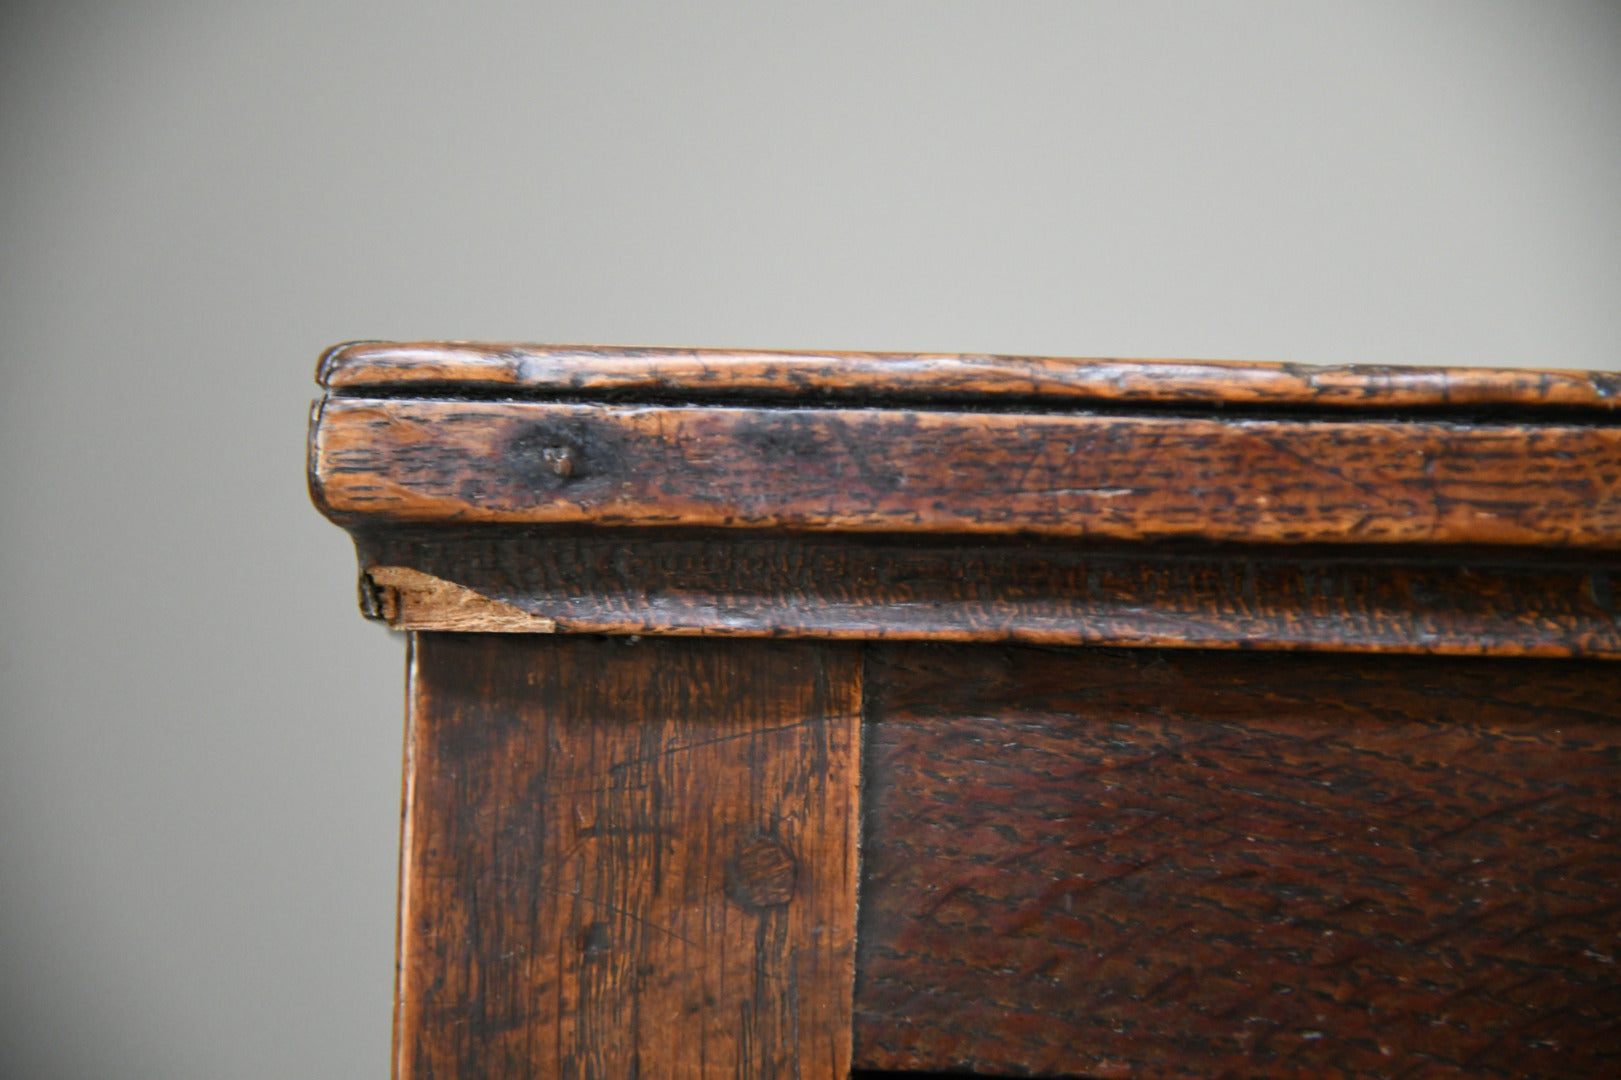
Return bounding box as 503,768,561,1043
854,645,1621,1079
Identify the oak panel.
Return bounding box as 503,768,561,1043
853,644,1621,1079
398,634,860,1080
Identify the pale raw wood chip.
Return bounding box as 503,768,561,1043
365,566,557,633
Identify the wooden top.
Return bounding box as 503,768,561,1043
319,341,1621,412
309,341,1621,653
312,397,1621,547
310,344,1621,549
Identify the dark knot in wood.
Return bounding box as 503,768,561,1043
578,920,612,955
726,838,797,909
539,445,575,478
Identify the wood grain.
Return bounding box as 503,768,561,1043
397,634,860,1080
853,644,1621,1079
311,397,1621,547
318,341,1621,412
352,529,1621,657
366,565,557,632
308,343,1621,1080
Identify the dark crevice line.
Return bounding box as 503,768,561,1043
323,384,1621,427
353,522,1621,572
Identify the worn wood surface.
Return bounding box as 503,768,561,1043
366,565,557,632
397,634,860,1080
318,341,1621,412
309,344,1621,1080
352,529,1621,658
311,397,1621,547
852,644,1621,1079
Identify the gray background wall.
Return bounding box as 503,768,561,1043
1,3,1617,1076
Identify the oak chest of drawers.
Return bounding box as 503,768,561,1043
310,342,1621,1078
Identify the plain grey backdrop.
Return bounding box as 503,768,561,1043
1,3,1617,1076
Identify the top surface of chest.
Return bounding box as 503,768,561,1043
310,341,1621,656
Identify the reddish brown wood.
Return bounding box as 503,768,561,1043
852,644,1621,1079
311,397,1621,547
318,341,1621,412
309,343,1621,1080
352,529,1621,657
397,634,861,1080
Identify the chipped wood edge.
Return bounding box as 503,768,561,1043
350,536,1621,655
363,566,557,633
